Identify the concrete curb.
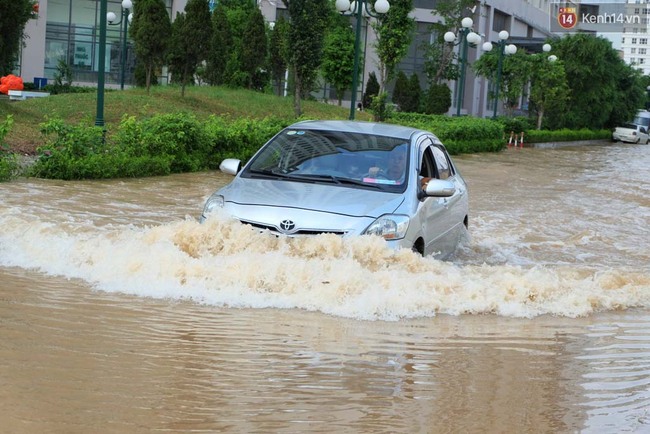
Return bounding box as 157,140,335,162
526,139,613,149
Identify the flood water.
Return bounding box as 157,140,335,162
1,142,650,433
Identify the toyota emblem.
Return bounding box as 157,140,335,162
279,219,296,233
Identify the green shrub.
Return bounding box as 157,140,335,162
369,92,393,122
496,116,534,134
204,116,289,167
389,112,505,154
1,115,19,182
29,114,291,179
421,84,452,115
113,112,212,172
523,128,611,143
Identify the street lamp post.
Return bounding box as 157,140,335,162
107,0,133,90
95,0,108,127
335,0,390,120
483,37,555,118
444,18,482,117
487,30,515,118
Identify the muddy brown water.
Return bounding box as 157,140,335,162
1,142,649,433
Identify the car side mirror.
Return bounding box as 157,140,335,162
424,179,455,197
219,158,241,175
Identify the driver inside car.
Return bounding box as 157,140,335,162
366,145,407,183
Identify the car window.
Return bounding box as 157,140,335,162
420,147,436,179
431,146,452,179
242,128,410,191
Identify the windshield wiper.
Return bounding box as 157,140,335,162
299,174,386,189
247,170,384,189
247,169,323,183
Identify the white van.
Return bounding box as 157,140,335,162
633,110,650,128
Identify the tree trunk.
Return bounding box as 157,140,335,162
146,65,152,94
293,70,302,117
537,107,544,130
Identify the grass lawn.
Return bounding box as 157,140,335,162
0,85,372,154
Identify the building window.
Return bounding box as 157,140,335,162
493,10,509,32
44,0,173,84
642,38,648,44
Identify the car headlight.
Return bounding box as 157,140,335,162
363,215,410,240
201,194,224,221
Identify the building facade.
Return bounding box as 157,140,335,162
17,0,552,117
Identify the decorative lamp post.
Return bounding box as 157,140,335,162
335,0,390,120
444,18,481,116
483,30,516,118
543,43,558,62
95,0,108,127
107,0,133,90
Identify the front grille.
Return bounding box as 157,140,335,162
240,220,346,236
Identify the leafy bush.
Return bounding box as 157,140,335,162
523,128,611,143
1,115,20,182
204,116,289,167
421,84,452,115
369,92,393,122
29,114,291,179
389,112,504,154
362,72,380,110
496,116,534,134
113,112,213,172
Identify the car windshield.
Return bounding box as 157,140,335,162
622,123,638,129
242,128,410,191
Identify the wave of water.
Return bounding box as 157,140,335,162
1,208,649,321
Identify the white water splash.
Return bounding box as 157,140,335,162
1,210,648,320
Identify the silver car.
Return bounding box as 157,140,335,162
201,120,469,258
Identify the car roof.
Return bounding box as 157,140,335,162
288,120,427,141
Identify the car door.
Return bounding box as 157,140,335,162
430,144,467,250
416,138,457,256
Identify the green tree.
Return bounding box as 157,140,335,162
422,83,451,115
607,63,644,127
282,0,330,116
528,55,569,129
393,71,420,112
129,0,171,93
0,0,35,76
269,16,289,96
241,6,268,90
362,71,380,110
167,0,212,97
473,48,531,116
371,0,415,91
423,0,475,85
206,4,232,85
321,16,356,106
550,33,642,129
407,73,421,112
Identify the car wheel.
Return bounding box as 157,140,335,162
412,239,424,256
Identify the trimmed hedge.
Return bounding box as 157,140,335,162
28,114,291,180
388,112,505,154
523,128,611,143
18,111,613,181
